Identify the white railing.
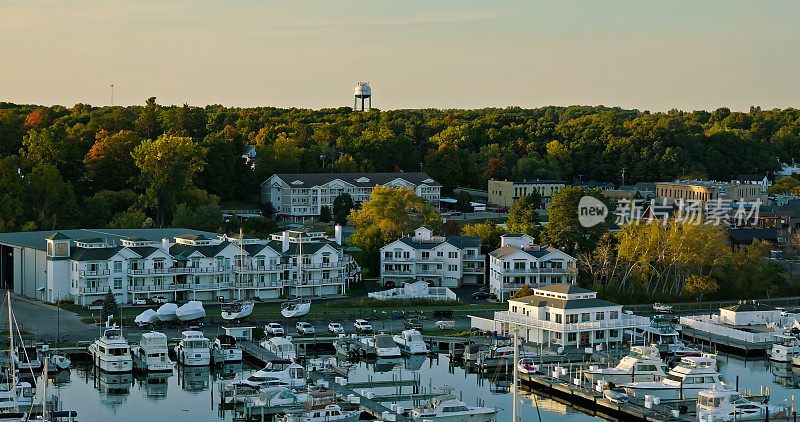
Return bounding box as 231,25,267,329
368,286,457,301
494,311,650,332
680,315,777,344
501,268,572,275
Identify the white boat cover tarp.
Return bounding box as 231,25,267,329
157,303,179,321
177,301,206,321
135,309,158,326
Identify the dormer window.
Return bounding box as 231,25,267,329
356,177,370,183
291,180,304,185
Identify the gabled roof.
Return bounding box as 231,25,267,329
170,241,234,258
722,302,776,312
243,243,278,256
46,232,70,240
735,174,767,182
76,237,106,243
70,246,124,262
535,284,592,294
443,236,481,249
268,241,338,255
126,246,161,259
175,234,212,241
510,294,615,310
489,244,566,259
265,172,441,188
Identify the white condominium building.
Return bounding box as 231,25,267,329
0,227,360,305
488,234,577,301
261,172,441,222
490,284,649,347
379,227,485,288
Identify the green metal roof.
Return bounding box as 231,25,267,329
0,228,218,252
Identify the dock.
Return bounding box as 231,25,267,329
238,341,284,365
679,326,770,357
308,371,411,421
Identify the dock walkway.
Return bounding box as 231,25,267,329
308,371,410,421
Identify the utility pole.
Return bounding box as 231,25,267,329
110,84,114,106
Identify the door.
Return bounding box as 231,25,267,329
580,332,590,345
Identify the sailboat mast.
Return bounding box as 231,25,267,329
7,290,14,388
513,329,518,422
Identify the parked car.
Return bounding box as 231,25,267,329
327,322,344,334
435,320,456,330
264,322,284,336
404,319,423,330
471,291,491,300
296,322,315,335
131,298,146,305
494,207,509,213
152,296,168,304
91,299,104,306
354,319,373,333
384,280,396,289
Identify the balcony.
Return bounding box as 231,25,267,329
494,311,650,332
500,267,573,275
463,254,487,262
130,283,189,293
80,270,111,277
127,266,228,276
290,277,345,286
233,265,285,274
416,256,444,263
382,256,413,262
236,280,284,289
462,267,485,274
79,286,123,294
382,270,415,276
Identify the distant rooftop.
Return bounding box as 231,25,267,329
0,228,218,252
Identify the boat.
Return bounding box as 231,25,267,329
622,356,726,400
13,346,42,372
174,330,210,366
277,391,359,422
517,358,540,375
281,299,311,318
156,303,178,322
132,331,174,372
252,386,308,407
409,393,499,421
176,301,206,322
653,303,673,313
631,316,688,355
584,346,668,385
246,361,306,389
770,334,800,363
361,334,401,358
49,354,71,371
211,334,243,363
0,385,27,422
393,329,429,355
603,389,629,404
221,300,254,320
697,388,790,421
259,337,297,361
88,326,133,373
134,309,159,326
221,380,262,404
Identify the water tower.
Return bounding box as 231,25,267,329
353,82,372,111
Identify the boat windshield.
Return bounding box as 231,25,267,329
442,405,469,413
375,336,396,348
185,340,208,348
108,347,128,356
407,333,423,342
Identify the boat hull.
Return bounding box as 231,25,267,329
212,348,243,363
175,348,210,366
623,384,716,400
221,300,254,320
409,410,497,422
90,346,133,373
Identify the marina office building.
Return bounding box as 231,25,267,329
0,227,360,305
486,284,650,347
262,172,442,222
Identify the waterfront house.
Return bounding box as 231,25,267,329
368,280,456,301
476,284,649,347
379,227,484,287
719,301,781,326
488,234,576,301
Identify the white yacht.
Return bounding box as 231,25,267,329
221,300,254,320
132,331,174,372
211,334,243,363
632,316,701,357
278,391,359,422
174,330,211,366
393,329,429,355
88,327,133,373
584,346,668,385
410,394,499,421
622,356,726,400
362,334,401,358
259,336,297,361
13,346,42,372
222,380,262,404
653,303,673,313
280,299,311,318
697,388,790,421
49,354,71,371
253,386,308,407
770,334,800,363
246,361,306,389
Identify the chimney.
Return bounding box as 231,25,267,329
161,238,170,252
282,233,290,252
334,224,342,245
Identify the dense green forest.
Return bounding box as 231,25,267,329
1,98,799,232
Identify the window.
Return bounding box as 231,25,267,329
437,251,443,257
610,329,618,338
566,314,578,324
595,312,605,321
421,251,430,259
153,259,164,270
257,257,265,267
113,261,122,273
191,258,200,268
595,330,604,340
581,313,590,322
609,311,619,319
637,365,657,372
448,251,458,259
384,252,392,258
544,313,550,321
322,253,330,264
567,333,577,342
113,278,122,289
448,265,457,271
555,314,562,324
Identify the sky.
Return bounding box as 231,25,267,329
1,1,799,111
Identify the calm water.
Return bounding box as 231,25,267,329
43,353,800,422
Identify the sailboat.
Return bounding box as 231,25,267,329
223,230,255,321
281,236,310,318
0,291,29,422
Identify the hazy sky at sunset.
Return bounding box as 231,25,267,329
2,1,798,111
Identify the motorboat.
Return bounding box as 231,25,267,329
0,387,26,422
517,358,540,375
134,309,159,326
697,388,790,421
13,346,42,372
49,354,71,371
770,334,800,363
277,391,359,422
174,330,210,366
88,327,133,373
132,331,174,372
622,356,726,400
393,329,429,355
221,380,262,404
584,346,668,385
211,334,243,363
176,301,206,322
281,299,311,318
603,389,629,404
653,303,673,313
246,361,306,389
409,393,499,421
361,334,401,358
221,300,254,320
259,337,297,361
156,303,178,322
252,386,308,407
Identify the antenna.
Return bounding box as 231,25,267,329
110,84,115,106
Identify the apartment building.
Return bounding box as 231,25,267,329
656,180,765,204
488,284,649,347
488,234,577,301
261,172,441,222
379,227,485,288
488,180,566,207
0,227,360,305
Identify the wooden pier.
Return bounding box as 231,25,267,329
679,326,770,357
238,341,284,365
307,371,411,421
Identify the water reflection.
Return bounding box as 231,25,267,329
135,371,171,400
177,365,210,392
95,371,132,407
